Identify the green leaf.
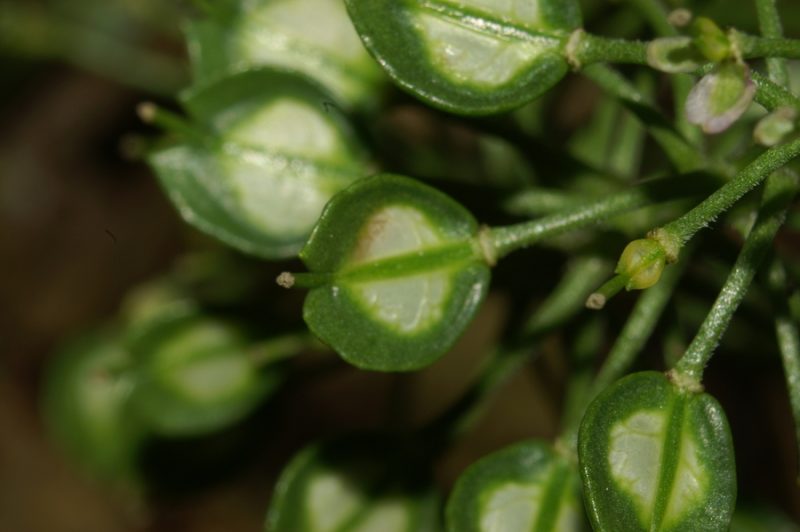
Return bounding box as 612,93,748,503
446,440,586,532
148,68,371,259
184,0,384,109
345,0,581,115
266,437,440,532
298,174,490,371
127,305,281,436
42,329,144,481
578,371,736,532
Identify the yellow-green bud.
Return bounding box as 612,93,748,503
616,239,666,290
691,17,731,62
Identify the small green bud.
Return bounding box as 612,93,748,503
646,36,704,73
667,8,693,28
686,61,755,134
616,239,666,290
754,107,797,147
691,17,731,62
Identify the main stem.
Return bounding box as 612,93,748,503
672,170,799,385
489,174,714,259
659,137,800,250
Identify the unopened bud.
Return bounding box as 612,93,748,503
691,17,731,62
616,239,666,290
667,8,693,28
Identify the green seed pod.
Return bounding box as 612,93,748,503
266,437,440,532
446,440,587,531
579,371,736,532
345,0,582,115
184,0,385,110
296,174,490,371
127,306,281,436
148,68,371,259
42,329,144,482
616,239,666,290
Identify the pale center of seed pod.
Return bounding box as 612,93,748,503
662,433,708,527
437,0,542,28
222,148,334,239
226,99,345,159
349,206,451,333
412,10,555,88
479,482,544,532
608,409,709,527
308,469,365,532
608,410,665,523
349,497,410,532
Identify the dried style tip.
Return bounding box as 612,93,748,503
686,61,755,134
136,102,157,123
667,8,692,28
585,293,606,310
276,272,295,289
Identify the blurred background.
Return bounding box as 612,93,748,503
2,0,800,530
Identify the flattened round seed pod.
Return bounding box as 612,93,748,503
148,68,371,259
184,0,385,109
266,437,440,532
346,0,582,115
127,307,280,436
299,174,490,371
446,440,587,531
578,371,736,532
42,329,144,481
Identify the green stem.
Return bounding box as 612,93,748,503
755,0,790,85
751,70,800,112
573,33,649,66
581,64,706,173
659,138,800,249
735,32,800,61
767,259,800,480
249,333,315,367
673,170,800,385
490,173,716,259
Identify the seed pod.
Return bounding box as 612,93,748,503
579,371,736,532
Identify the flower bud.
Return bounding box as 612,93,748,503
691,17,731,62
616,238,666,290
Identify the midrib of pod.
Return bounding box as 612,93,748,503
531,460,573,532
334,240,480,283
410,0,568,43
648,392,688,532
